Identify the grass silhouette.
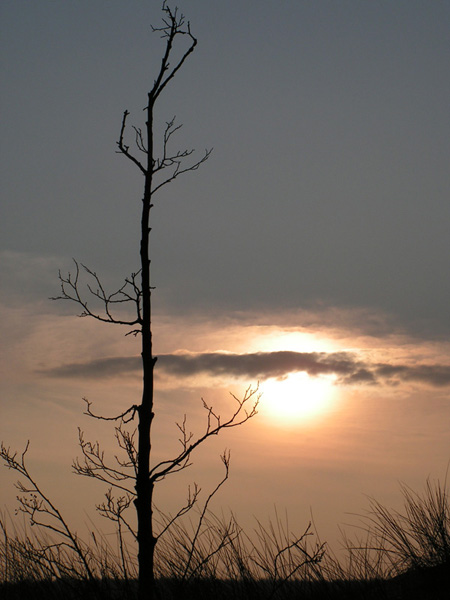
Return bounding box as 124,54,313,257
1,477,449,599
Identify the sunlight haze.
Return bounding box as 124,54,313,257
1,0,449,561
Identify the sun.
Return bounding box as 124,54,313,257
260,372,336,425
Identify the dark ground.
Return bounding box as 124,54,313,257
1,564,449,600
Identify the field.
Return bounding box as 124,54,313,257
1,478,449,599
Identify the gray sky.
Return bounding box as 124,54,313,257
1,0,449,558
2,0,449,335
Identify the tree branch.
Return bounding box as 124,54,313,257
116,110,147,174
51,260,142,329
152,146,213,195
72,429,136,496
182,450,231,580
0,442,95,580
149,4,198,104
150,385,259,482
84,398,139,424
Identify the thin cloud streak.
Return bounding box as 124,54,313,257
43,356,141,378
41,351,450,388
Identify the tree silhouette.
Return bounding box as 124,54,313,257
46,4,258,599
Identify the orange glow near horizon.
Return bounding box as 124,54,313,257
260,372,337,426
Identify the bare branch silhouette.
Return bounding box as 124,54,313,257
150,386,259,482
0,442,95,581
51,260,142,329
2,6,259,600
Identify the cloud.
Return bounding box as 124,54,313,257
160,351,354,379
374,364,450,387
42,356,141,378
40,351,450,388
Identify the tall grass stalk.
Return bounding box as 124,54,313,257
2,476,449,599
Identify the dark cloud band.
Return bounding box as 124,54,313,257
41,351,450,388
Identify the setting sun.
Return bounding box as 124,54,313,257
260,372,336,425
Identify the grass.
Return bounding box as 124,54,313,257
1,477,449,599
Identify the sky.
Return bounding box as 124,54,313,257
1,0,449,560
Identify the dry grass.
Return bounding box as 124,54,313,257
1,477,449,599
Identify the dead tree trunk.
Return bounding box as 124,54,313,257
47,6,255,598
125,9,201,598
135,94,156,599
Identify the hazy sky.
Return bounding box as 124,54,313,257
1,1,449,556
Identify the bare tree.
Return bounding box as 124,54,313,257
42,4,258,599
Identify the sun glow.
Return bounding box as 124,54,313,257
252,330,338,354
260,372,336,425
